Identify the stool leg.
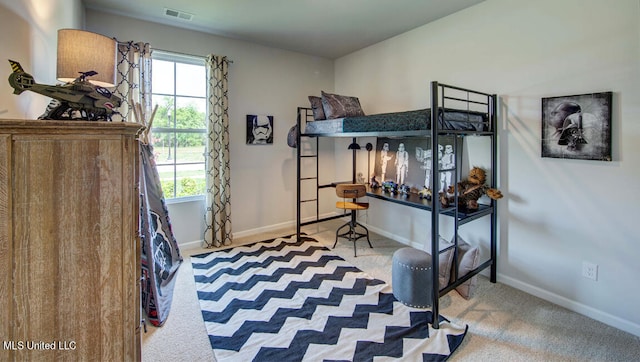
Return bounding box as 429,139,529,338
334,222,350,249
356,221,373,249
353,238,357,257
350,214,358,257
335,212,372,257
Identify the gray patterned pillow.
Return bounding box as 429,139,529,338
287,124,298,148
320,91,365,119
434,237,455,289
308,96,326,121
451,235,480,299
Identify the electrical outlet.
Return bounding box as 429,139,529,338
582,261,598,281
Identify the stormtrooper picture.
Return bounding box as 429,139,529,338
439,144,455,193
395,143,409,185
246,114,274,144
415,147,432,188
374,136,458,193
379,142,393,182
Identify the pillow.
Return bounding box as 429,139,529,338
436,237,455,290
287,124,298,148
451,235,480,299
308,96,326,121
320,91,365,119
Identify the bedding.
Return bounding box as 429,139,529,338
437,236,455,289
451,235,480,299
320,91,365,119
308,96,326,120
303,108,487,135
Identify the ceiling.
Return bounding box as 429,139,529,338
82,0,484,59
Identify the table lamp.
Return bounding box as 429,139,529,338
56,28,117,87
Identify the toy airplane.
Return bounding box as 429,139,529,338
7,59,121,121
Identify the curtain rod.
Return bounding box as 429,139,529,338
153,48,234,63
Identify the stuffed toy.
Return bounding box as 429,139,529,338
440,167,503,211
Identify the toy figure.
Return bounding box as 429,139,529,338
399,184,411,196
418,187,432,200
381,181,398,194
370,175,380,189
8,60,121,121
440,167,503,211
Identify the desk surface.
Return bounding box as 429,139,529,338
332,181,492,222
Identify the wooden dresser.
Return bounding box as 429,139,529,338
0,119,142,361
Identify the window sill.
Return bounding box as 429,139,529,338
165,194,205,205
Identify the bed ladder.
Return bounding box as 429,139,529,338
296,107,319,237
295,107,348,238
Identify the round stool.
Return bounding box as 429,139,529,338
392,247,434,308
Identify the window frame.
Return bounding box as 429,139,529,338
150,50,207,203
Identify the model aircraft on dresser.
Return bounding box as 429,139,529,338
7,59,121,121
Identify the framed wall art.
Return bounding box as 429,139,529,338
541,92,612,161
246,114,273,145
373,136,461,193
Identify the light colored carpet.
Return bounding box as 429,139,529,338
142,220,640,361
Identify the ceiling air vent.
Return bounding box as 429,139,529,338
164,8,194,21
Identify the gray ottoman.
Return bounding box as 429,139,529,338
392,247,434,308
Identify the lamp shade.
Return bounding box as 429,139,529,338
56,29,117,87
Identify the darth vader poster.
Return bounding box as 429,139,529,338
541,92,612,161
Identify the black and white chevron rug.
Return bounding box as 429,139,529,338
191,235,467,361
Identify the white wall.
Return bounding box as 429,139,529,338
84,10,335,246
333,0,640,336
0,0,83,118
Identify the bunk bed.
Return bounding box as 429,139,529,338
295,81,498,328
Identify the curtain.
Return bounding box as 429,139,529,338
112,41,152,122
204,54,233,248
114,40,182,326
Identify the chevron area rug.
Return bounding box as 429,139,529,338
191,235,468,361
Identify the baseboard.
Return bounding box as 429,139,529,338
232,220,294,239
178,239,205,251
178,213,339,251
498,274,640,337
365,224,422,249
232,212,340,238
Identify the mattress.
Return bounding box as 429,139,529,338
304,108,487,135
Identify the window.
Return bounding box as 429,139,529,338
151,51,207,201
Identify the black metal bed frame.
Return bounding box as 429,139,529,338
295,81,498,328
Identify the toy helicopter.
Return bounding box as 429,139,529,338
7,59,121,121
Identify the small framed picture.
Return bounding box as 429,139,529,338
541,92,612,161
246,114,273,145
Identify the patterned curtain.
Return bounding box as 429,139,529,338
112,41,152,122
204,54,233,248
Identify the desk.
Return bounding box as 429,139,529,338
332,181,493,225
